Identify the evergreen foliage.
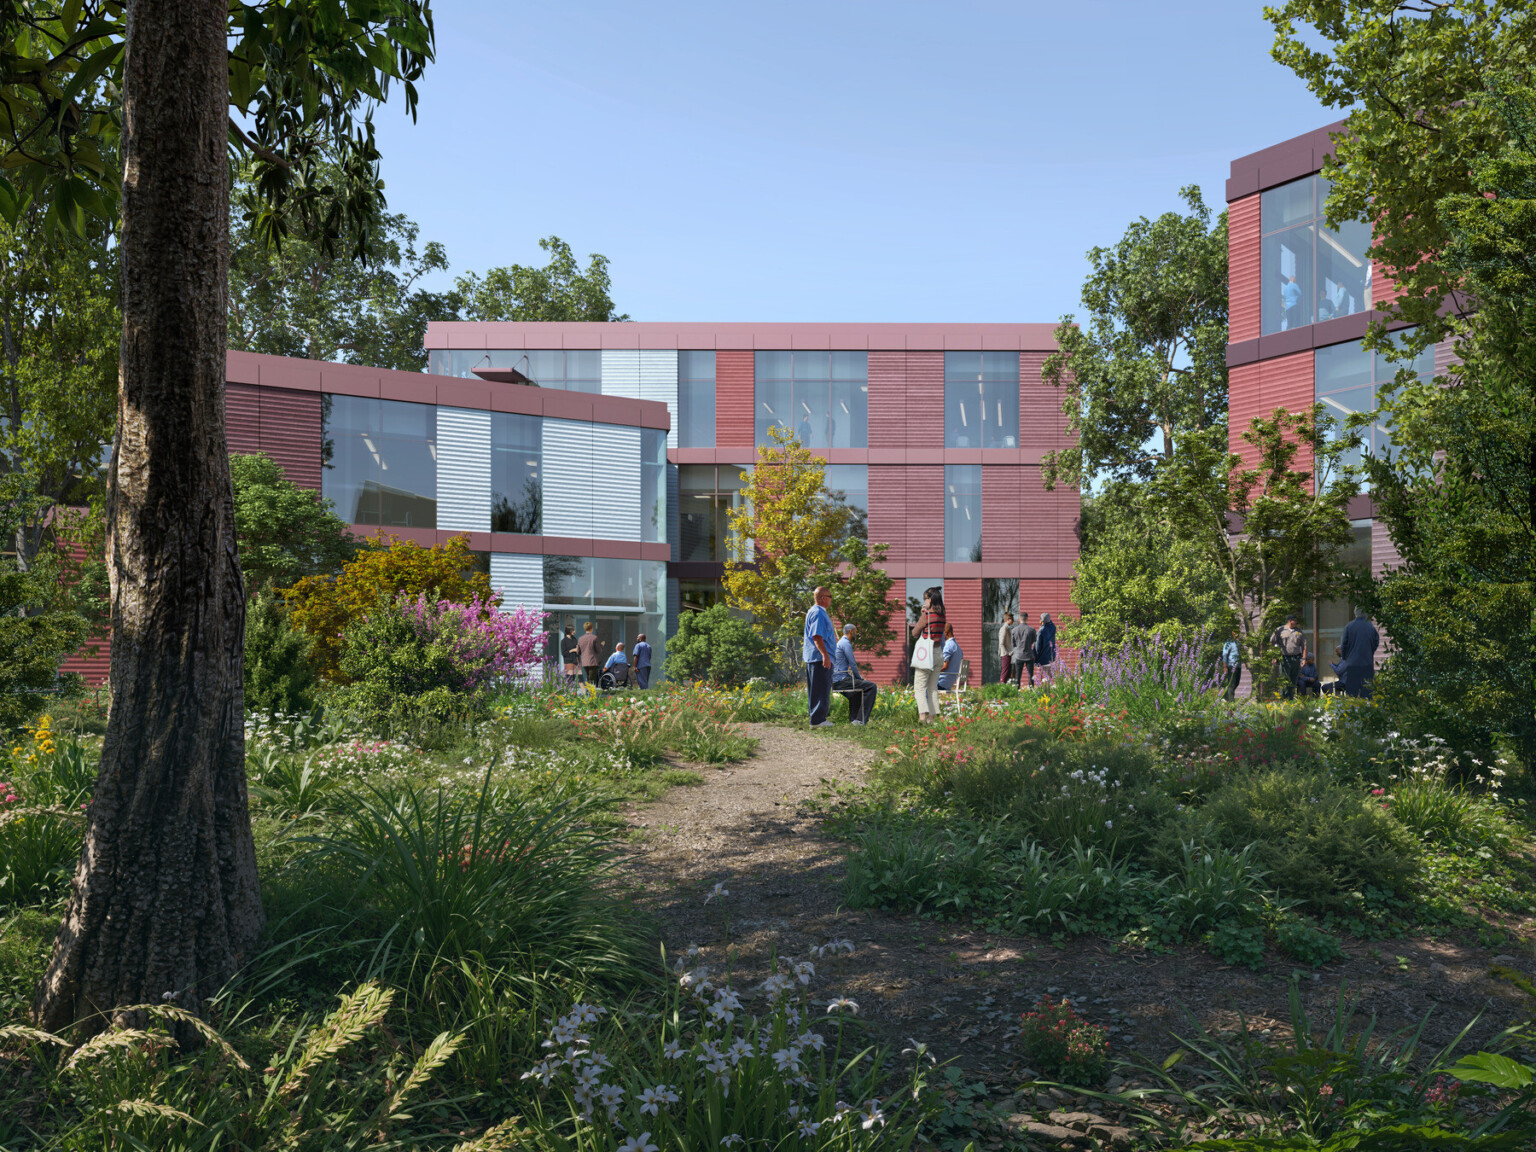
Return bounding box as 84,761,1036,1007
663,604,776,687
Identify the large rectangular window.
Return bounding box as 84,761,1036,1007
944,352,1019,448
642,428,667,544
1315,331,1434,489
982,578,1020,685
824,464,868,542
754,351,867,448
677,351,716,447
491,412,541,533
322,395,437,528
944,464,982,562
1262,175,1372,335
677,465,749,562
428,349,602,392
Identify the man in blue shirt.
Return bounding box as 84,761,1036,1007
833,623,878,725
632,632,653,689
603,642,629,687
803,585,835,728
937,626,963,692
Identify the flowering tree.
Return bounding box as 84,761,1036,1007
398,594,547,688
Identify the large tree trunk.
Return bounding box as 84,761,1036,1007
33,0,260,1037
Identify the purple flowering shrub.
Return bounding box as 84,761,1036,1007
397,594,546,690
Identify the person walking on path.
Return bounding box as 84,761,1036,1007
910,586,945,723
576,620,603,685
1011,611,1038,688
804,585,836,728
1220,629,1242,701
631,632,653,689
1269,614,1307,700
1034,612,1057,673
560,625,579,686
832,622,878,725
998,612,1015,685
1338,607,1380,698
938,622,964,693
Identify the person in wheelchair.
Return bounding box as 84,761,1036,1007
599,642,632,690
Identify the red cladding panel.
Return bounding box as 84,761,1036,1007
867,465,907,565
981,466,1022,566
1229,195,1262,343
867,351,906,448
258,387,322,490
58,534,110,686
1019,351,1069,447
225,383,263,455
716,350,755,448
944,578,982,682
1019,467,1078,575
904,353,944,448
1371,260,1402,309
1228,350,1314,477
904,465,945,565
864,584,908,686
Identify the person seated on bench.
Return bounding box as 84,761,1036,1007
832,623,877,726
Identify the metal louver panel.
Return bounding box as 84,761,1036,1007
490,552,543,614
541,419,593,537
638,349,679,448
435,407,492,531
601,349,641,398
667,463,680,563
590,422,641,541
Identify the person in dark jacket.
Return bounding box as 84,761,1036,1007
1034,612,1057,672
1011,612,1038,688
632,632,653,689
1338,607,1380,698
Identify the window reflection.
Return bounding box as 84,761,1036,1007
428,349,602,392
1261,176,1372,335
322,395,437,528
492,412,541,533
754,351,867,448
944,464,982,562
678,351,716,447
1314,331,1434,490
944,352,1019,448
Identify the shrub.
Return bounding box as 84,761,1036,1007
0,559,87,731
1157,768,1420,912
663,603,777,686
1205,921,1267,969
230,450,357,595
1160,842,1270,934
243,591,319,716
1389,778,1513,850
1018,996,1110,1085
993,839,1149,936
1276,916,1345,967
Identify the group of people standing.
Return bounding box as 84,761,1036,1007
995,610,1057,689
559,622,653,689
1217,607,1380,701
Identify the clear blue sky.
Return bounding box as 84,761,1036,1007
369,1,1335,324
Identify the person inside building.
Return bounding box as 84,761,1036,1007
576,620,602,685
632,632,653,689
832,622,878,725
938,622,964,694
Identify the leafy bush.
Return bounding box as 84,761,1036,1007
663,603,776,686
1276,916,1345,967
244,591,319,716
230,450,357,595
1205,921,1267,969
0,558,87,731
1161,842,1270,934
1017,996,1111,1085
993,839,1149,935
1155,768,1420,912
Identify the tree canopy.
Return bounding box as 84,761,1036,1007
454,236,628,323
229,452,357,596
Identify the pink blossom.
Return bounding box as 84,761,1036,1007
397,593,547,691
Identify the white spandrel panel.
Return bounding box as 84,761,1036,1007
541,418,593,537
601,349,641,398
490,552,543,614
435,407,491,532
589,423,641,542
638,349,679,449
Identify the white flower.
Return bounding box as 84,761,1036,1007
772,1047,802,1072
861,1099,886,1129
726,1038,755,1065
638,1084,675,1116
798,1119,823,1137
798,1030,825,1052
785,1103,803,1120
704,881,730,904
618,1135,658,1152
520,1058,560,1085
720,1136,744,1148
826,997,859,1014
599,1082,625,1115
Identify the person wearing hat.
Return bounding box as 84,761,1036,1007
1269,613,1308,700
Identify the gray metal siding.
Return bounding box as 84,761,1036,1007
541,418,593,537
601,349,642,398
490,552,543,614
639,349,679,449
435,407,492,532
590,422,641,541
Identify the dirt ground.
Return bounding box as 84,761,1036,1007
620,722,1536,1095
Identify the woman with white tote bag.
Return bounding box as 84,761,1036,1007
909,586,946,723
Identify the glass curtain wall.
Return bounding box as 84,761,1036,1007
1315,331,1434,490
824,464,868,543
944,352,1019,448
642,429,666,544
1261,175,1372,334
677,351,716,447
543,556,667,673
944,465,983,562
491,412,541,533
322,395,437,528
1300,519,1372,682
677,465,751,562
982,578,1020,685
428,349,603,392
754,351,867,448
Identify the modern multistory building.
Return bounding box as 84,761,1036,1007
1226,121,1454,666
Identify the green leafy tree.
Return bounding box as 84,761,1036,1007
0,0,436,1036
1041,185,1228,491
228,163,460,371
456,235,628,322
1155,407,1363,694
0,209,117,566
242,591,318,717
722,427,895,669
1071,481,1232,654
230,452,357,596
0,553,87,730
664,604,776,687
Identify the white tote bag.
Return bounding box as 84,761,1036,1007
911,635,937,671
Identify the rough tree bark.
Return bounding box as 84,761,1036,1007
33,0,261,1036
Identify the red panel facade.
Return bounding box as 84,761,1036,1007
867,465,907,565
257,387,322,489
981,465,1022,566
1229,194,1262,343
1019,351,1068,446
1017,578,1077,669
225,383,263,455
1228,349,1314,477
867,351,906,448
1018,467,1078,578
715,350,755,448
903,353,944,448
943,578,983,685
903,465,945,566
863,584,909,686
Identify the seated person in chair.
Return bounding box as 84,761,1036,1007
832,623,878,726
603,642,630,685
1297,655,1322,697
938,623,963,693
